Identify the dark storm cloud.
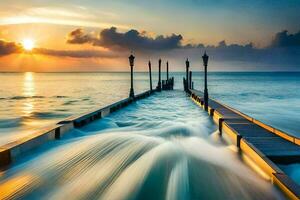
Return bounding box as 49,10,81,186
205,40,258,61
66,28,95,44
65,27,300,68
184,40,300,65
0,40,22,56
34,48,120,58
67,27,183,51
270,30,300,47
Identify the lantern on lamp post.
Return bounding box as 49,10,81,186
129,54,135,98
202,52,209,111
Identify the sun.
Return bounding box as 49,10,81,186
22,39,35,51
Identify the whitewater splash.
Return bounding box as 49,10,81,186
0,91,282,199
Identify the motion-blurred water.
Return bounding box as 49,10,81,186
0,91,282,199
0,72,299,146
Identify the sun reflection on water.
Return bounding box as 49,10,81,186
23,72,35,97
22,72,35,118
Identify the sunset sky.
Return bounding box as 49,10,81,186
0,0,300,71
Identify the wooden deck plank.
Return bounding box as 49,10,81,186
244,137,300,156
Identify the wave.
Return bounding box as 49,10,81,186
0,130,281,200
239,92,261,97
0,112,69,128
81,97,90,101
0,91,283,199
9,96,45,100
0,118,23,128
26,111,69,119
63,100,79,105
53,95,68,98
55,109,69,112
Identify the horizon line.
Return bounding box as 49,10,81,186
0,70,300,73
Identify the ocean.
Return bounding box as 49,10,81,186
0,72,299,146
1,72,299,199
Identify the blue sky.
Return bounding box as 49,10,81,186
1,0,299,46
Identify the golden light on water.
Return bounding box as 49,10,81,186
23,72,35,96
22,72,35,118
22,39,35,51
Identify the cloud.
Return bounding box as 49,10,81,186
0,5,128,29
203,40,258,62
0,40,22,56
0,38,119,58
1,27,300,70
67,28,95,44
33,48,120,58
181,39,300,66
67,27,183,51
65,27,300,69
270,30,300,48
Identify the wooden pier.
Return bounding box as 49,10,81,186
188,89,300,200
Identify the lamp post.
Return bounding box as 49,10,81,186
129,54,135,98
202,52,209,111
148,60,153,91
157,58,162,91
185,58,189,91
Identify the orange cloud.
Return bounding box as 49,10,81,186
33,48,121,58
0,38,121,59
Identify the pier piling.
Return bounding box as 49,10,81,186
157,58,162,91
189,71,192,90
166,61,169,80
185,58,190,91
149,61,153,91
